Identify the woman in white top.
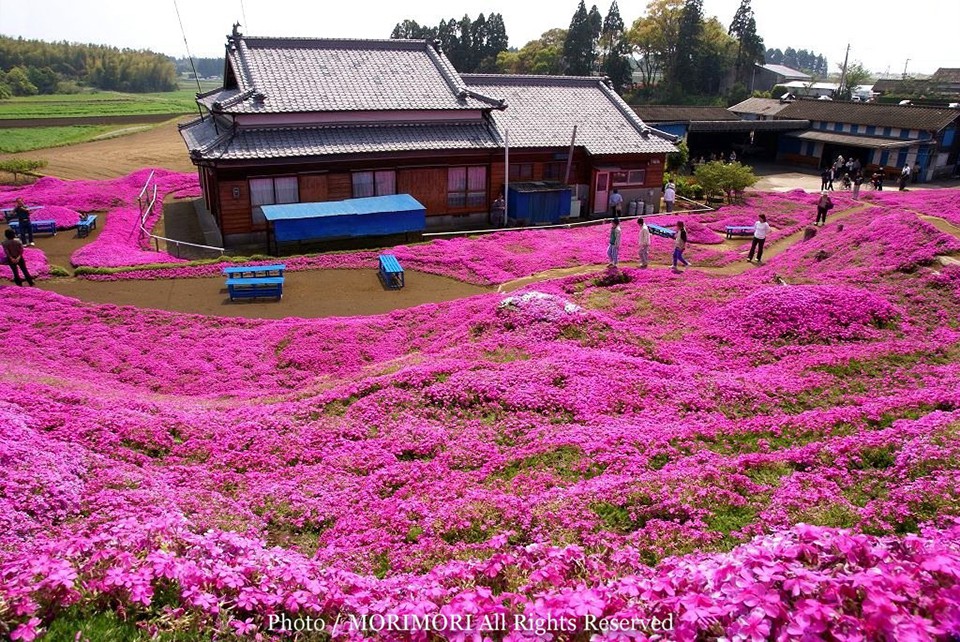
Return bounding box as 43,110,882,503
637,218,651,267
747,213,771,263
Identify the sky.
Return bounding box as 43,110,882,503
0,0,957,77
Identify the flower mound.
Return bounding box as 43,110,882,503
712,284,899,343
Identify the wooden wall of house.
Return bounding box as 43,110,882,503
398,168,448,214
217,180,252,234
327,173,353,201
299,174,328,202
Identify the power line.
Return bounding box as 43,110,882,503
172,0,202,97
240,0,249,31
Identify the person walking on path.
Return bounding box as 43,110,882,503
606,218,622,267
671,221,690,273
815,190,833,226
747,213,771,264
2,229,35,286
637,217,651,268
664,181,676,212
609,189,623,218
852,171,863,200
12,198,34,246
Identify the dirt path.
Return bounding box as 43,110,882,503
0,118,196,180
500,204,877,292
38,269,492,319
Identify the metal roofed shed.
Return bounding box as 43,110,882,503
261,194,425,253
507,182,572,225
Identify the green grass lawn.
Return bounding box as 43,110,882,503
0,125,151,152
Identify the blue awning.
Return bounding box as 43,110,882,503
262,194,426,242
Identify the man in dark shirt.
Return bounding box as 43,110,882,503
13,198,34,246
2,228,34,286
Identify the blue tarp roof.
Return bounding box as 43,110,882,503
262,194,426,242
262,194,425,221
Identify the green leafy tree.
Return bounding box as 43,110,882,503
498,29,566,75
838,62,872,100
0,158,47,184
4,66,38,96
390,20,437,40
600,2,632,91
667,137,689,173
694,160,757,202
626,0,683,92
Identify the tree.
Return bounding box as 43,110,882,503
698,16,736,95
563,1,595,75
838,61,872,100
4,66,38,96
694,160,757,202
498,29,566,75
671,0,704,95
626,0,683,92
599,2,632,91
667,137,689,173
390,20,436,39
728,0,764,85
0,158,47,184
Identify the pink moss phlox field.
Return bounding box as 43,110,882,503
3,188,960,638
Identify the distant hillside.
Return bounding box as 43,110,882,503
0,35,177,96
172,57,223,80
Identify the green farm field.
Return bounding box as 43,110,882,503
0,81,219,120
0,125,154,153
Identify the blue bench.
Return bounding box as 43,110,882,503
223,263,286,279
9,219,57,236
2,206,42,223
647,223,676,239
226,276,284,301
77,215,98,238
378,254,404,289
725,225,754,239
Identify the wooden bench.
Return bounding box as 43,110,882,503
725,225,754,239
647,223,676,239
226,276,284,301
77,215,98,238
223,263,286,279
9,219,57,236
2,206,42,223
378,254,404,289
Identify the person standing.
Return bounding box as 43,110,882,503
899,163,911,191
637,217,651,268
820,167,831,191
664,181,676,213
852,171,864,200
490,193,505,227
747,213,771,264
815,190,833,226
607,217,622,267
827,167,835,191
671,221,690,272
2,229,35,286
609,189,623,218
13,198,34,246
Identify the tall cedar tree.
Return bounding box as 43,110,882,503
563,1,593,75
728,0,764,84
391,13,507,73
600,2,632,92
672,0,703,94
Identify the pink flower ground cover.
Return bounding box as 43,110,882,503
2,188,960,639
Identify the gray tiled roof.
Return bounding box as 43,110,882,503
462,74,677,155
179,118,500,161
215,36,503,114
776,100,960,131
631,105,739,122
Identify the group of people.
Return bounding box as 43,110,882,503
689,151,738,173
3,198,36,287
606,217,689,273
821,154,920,197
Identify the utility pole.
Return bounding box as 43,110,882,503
838,43,850,98
902,59,910,79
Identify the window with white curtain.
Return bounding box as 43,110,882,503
353,171,396,198
249,176,299,226
448,166,486,208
